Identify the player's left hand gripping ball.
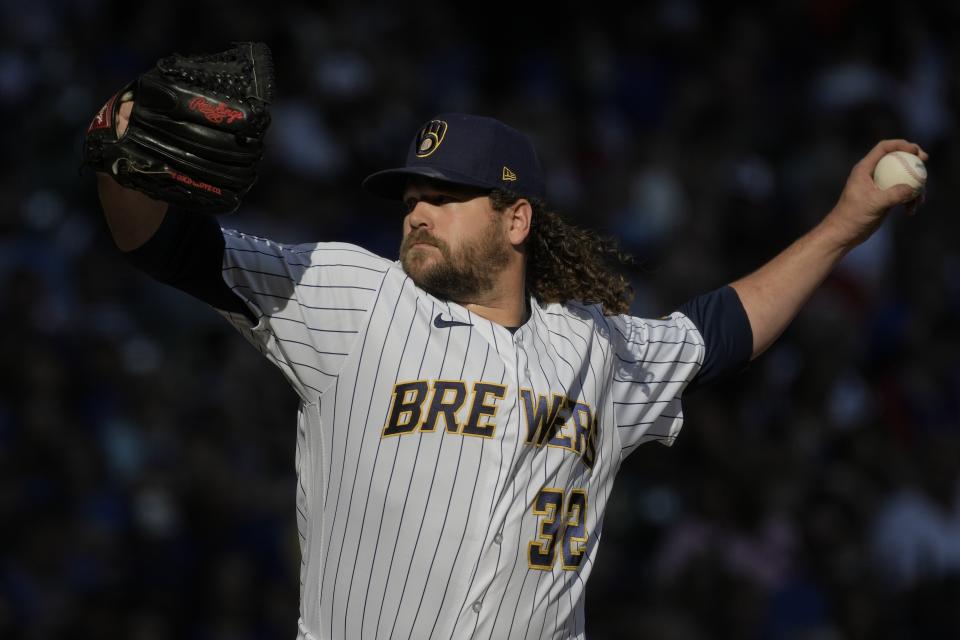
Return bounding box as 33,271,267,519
83,42,275,214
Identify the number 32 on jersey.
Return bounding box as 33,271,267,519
528,487,588,571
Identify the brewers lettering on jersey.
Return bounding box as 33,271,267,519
98,102,928,638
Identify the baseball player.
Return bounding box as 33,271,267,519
87,45,927,639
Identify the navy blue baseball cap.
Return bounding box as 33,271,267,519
362,113,546,201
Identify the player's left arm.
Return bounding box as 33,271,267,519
730,139,928,360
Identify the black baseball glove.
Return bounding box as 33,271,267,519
83,42,275,214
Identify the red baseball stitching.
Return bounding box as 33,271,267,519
892,152,925,185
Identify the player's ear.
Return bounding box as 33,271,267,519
505,198,532,246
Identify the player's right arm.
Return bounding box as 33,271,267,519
90,81,389,400
93,98,256,322
97,172,168,250
96,101,169,251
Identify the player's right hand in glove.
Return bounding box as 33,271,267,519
83,42,275,214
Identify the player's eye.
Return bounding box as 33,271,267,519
403,194,457,211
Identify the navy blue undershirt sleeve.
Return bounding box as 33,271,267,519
677,285,753,391
122,207,257,323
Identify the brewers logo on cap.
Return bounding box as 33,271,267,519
415,120,448,158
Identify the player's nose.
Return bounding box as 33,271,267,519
405,199,436,230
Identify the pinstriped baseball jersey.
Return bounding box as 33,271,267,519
216,228,705,640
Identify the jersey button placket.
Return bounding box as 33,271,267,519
515,331,531,379
472,601,482,613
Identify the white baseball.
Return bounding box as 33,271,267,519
873,151,927,195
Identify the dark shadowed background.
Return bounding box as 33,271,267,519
3,0,960,638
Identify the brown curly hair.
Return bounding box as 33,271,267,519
489,190,634,315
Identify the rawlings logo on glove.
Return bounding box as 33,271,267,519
188,97,246,124
82,42,275,214
88,91,120,132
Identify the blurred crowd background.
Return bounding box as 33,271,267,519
3,0,960,638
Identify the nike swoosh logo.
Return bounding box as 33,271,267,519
434,313,473,328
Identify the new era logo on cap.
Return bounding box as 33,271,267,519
362,113,545,202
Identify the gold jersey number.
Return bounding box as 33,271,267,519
528,488,588,570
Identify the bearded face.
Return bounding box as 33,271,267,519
400,212,511,302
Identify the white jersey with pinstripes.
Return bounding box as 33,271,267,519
216,227,706,640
